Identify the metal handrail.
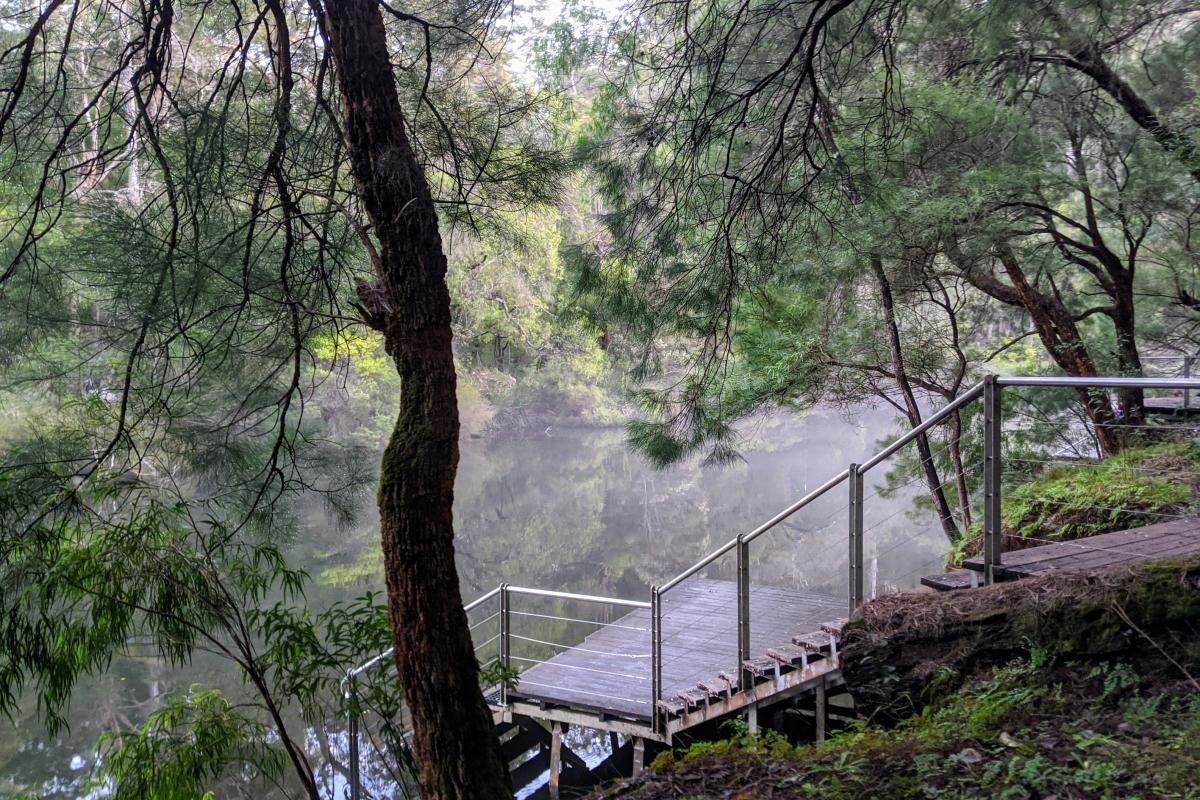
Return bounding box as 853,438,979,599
996,376,1200,389
344,585,505,681
504,585,651,609
660,468,857,592
743,468,852,545
345,584,646,684
466,585,503,612
659,537,739,592
859,382,984,473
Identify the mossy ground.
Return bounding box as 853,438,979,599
598,654,1200,799
950,439,1200,566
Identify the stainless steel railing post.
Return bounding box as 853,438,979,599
1186,356,1195,409
650,586,662,732
848,463,864,617
499,583,510,706
983,374,1003,584
736,534,751,691
346,673,361,800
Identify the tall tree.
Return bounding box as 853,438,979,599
320,1,511,795
0,2,561,796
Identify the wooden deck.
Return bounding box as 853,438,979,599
1144,395,1200,415
511,579,843,721
924,517,1200,588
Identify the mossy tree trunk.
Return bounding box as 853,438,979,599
321,2,511,797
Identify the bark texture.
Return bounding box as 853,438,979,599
952,241,1122,455
321,2,511,797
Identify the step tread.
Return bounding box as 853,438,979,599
742,656,781,678
767,643,810,666
676,687,709,707
793,631,835,651
820,619,849,636
716,670,742,693
697,679,730,698
656,697,687,716
921,569,981,591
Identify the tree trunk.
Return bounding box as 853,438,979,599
871,257,961,544
952,241,1122,455
1111,277,1145,423
321,3,511,798
947,409,972,531
992,243,1122,455
1054,45,1200,184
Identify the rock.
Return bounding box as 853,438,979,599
957,748,983,764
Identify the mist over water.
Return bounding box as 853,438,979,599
1,403,947,798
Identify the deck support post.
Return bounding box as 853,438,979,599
814,678,827,743
632,737,645,777
548,721,562,799
651,586,662,733
500,583,511,705
983,375,1003,584
848,464,864,616
747,698,758,734
736,535,752,693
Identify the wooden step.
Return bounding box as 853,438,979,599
717,670,741,694
496,720,521,745
820,619,848,636
767,643,810,668
656,697,687,717
697,679,730,699
676,688,709,709
742,656,781,679
501,724,549,764
510,745,549,789
921,569,980,591
794,631,835,653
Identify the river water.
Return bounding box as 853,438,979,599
1,403,949,798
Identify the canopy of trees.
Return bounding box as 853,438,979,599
0,0,1196,797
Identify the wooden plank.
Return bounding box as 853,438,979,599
656,697,686,717
921,569,980,591
514,578,843,721
676,688,709,709
992,527,1200,576
697,678,731,699
767,643,810,667
963,518,1200,573
793,631,834,652
1006,534,1200,577
742,656,780,678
